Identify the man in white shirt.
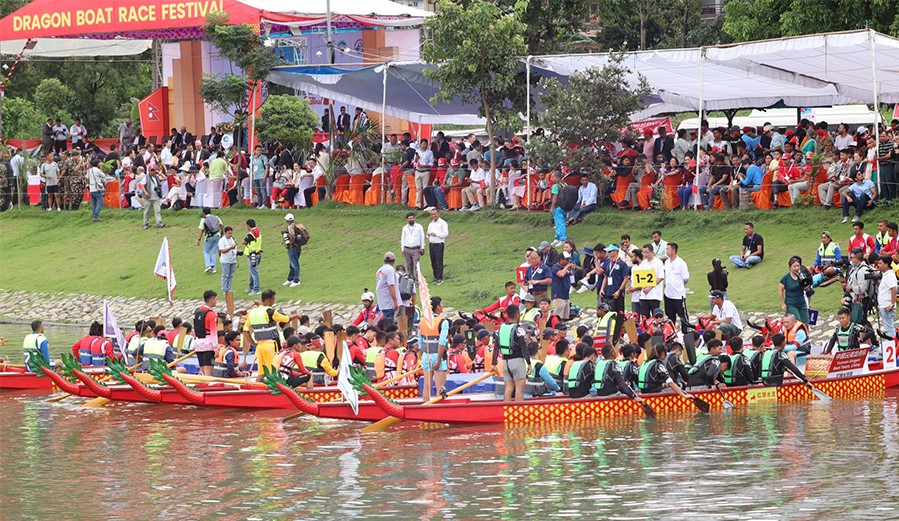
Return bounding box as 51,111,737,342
85,157,107,221
401,212,426,278
833,123,854,150
707,290,743,339
567,175,597,224
69,118,86,150
160,139,173,166
462,158,486,210
650,231,668,261
877,255,897,341
52,118,68,154
426,207,448,285
639,244,665,318
10,148,25,206
218,226,239,314
376,252,400,321
663,242,690,334
413,139,434,209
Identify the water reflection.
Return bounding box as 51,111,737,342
0,391,897,520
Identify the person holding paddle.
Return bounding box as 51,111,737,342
493,304,530,403
760,333,812,388
419,297,450,401
592,344,644,404
637,344,694,399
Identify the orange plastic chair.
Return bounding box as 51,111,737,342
311,176,327,205
636,171,656,209
365,174,383,206
662,172,682,210
811,167,828,206
346,174,366,205
610,174,632,206
104,180,121,208
406,174,417,208
750,170,773,209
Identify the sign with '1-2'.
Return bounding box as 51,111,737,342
631,269,657,288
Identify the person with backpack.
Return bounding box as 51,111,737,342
193,290,219,376
549,170,573,248
197,207,223,274
282,213,308,288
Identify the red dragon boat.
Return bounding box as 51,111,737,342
0,367,108,391
354,367,899,427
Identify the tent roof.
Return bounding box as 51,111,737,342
244,0,432,27
267,62,485,125
528,30,899,114
0,38,152,57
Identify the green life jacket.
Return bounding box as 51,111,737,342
529,358,544,380
637,359,658,391
616,360,629,372
722,353,744,384
544,354,566,376
592,359,613,392
300,350,325,372
760,350,777,379
248,306,279,342
498,323,515,356
818,242,838,261
567,360,586,389
688,354,713,375
521,307,541,324
835,325,851,351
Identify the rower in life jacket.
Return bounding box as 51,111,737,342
212,331,248,378
300,333,336,385
544,339,572,388
127,321,154,365
527,341,560,396
782,313,811,364
274,335,312,389
616,343,642,391
520,294,540,325
345,325,370,373
664,343,690,388
23,320,50,367
379,331,405,383
591,344,640,401
399,337,421,386
471,329,493,373
243,290,298,382
721,338,754,386
823,307,875,354
636,344,695,398
759,333,811,387
139,326,175,371
447,334,472,374
72,321,111,366
687,339,725,388
593,302,621,350
566,342,597,398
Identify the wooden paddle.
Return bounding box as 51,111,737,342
716,385,735,410
623,318,638,343
634,397,656,418
362,372,495,433
282,364,422,423
81,351,196,407
807,382,832,402
133,372,254,386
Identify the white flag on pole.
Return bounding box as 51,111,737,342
102,300,128,361
153,237,177,305
337,342,360,415
416,261,433,328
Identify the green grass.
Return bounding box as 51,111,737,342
0,200,894,316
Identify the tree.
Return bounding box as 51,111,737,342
593,0,731,50
423,0,528,204
533,53,650,174
500,0,591,54
33,78,74,118
722,0,899,41
0,97,44,139
255,95,319,157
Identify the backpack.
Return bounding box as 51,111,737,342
286,224,309,248
557,185,578,211
203,215,222,237
398,273,415,300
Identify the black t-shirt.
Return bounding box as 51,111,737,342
402,147,416,168
742,233,764,259
709,164,731,185
106,152,121,162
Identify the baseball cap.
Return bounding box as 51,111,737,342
522,294,536,303
542,328,556,339
284,213,295,221
384,251,396,261
286,335,303,347
476,329,491,340
450,158,460,166
556,323,568,331
604,244,620,252
297,326,311,335
709,290,725,299
857,126,868,134
562,251,572,259
451,333,466,346
438,158,446,166
406,337,419,348
539,241,552,249
652,308,666,318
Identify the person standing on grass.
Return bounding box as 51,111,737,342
243,219,262,296
548,170,567,247
250,145,269,209
426,207,448,285
282,213,307,288
401,212,425,278
137,166,166,229
197,207,222,273
85,157,107,222
39,152,60,211
219,226,238,313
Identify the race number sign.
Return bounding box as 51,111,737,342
826,348,868,379
883,339,897,369
631,269,657,288
516,266,528,284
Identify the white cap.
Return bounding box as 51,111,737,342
857,125,868,134
361,290,375,301
284,213,295,221
179,161,191,172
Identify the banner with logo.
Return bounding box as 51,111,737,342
138,87,169,144
826,347,868,379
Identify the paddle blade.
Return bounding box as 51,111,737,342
811,387,832,403
362,416,402,433
692,397,711,412
44,393,71,403
641,402,656,418
82,397,111,407
282,411,305,423
722,399,735,411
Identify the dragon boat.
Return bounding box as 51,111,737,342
353,366,899,427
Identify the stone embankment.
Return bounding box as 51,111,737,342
0,289,840,345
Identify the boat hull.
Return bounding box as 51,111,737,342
0,371,54,390
178,384,420,409
371,368,899,426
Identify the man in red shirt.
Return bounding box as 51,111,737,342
478,281,520,319
193,290,219,376
772,153,803,208
381,331,403,383
848,222,876,257
344,326,368,367
273,336,313,389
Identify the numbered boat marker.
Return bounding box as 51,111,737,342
631,269,656,288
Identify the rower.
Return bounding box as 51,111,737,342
760,333,813,388
447,334,472,374
345,325,368,369
419,296,450,401
592,344,643,403
72,321,103,366
23,320,50,367
471,329,491,372
722,337,754,386
399,336,421,386
664,342,690,388
566,342,596,398
617,343,641,390
380,331,403,383
493,304,530,403
520,294,540,325
745,335,765,383
212,331,249,378
139,325,175,371
544,339,571,388
782,313,811,364
687,339,725,389
636,344,694,399
593,302,622,350
242,289,299,382
528,341,561,396
823,307,874,354
127,321,153,365
300,333,336,385
273,335,313,389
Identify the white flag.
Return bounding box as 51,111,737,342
153,237,177,305
102,300,128,361
416,261,433,328
337,342,360,415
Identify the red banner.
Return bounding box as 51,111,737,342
138,87,170,144
826,348,868,379
0,0,259,39
631,117,673,137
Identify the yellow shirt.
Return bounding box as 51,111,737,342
243,308,290,377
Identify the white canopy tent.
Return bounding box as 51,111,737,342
0,38,152,57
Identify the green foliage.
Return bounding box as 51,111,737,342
722,0,899,41
500,0,591,54
1,97,44,139
592,0,731,51
34,79,75,118
200,74,249,119
534,54,650,172
255,95,318,154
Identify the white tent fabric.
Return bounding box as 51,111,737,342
241,0,432,27
0,38,152,57
527,30,899,112
267,62,485,125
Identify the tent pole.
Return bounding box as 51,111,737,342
381,62,389,205
525,56,531,138
694,48,705,210
869,30,881,194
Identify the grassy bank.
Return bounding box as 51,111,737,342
1,201,893,316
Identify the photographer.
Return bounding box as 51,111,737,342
137,166,166,229
841,248,877,324
779,256,811,325
876,255,897,341
282,214,308,288
824,307,874,354
242,219,262,296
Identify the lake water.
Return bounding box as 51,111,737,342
2,324,898,520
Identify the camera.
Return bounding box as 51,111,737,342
864,270,882,282
282,230,292,246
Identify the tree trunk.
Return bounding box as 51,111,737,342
482,92,495,206
639,2,648,50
